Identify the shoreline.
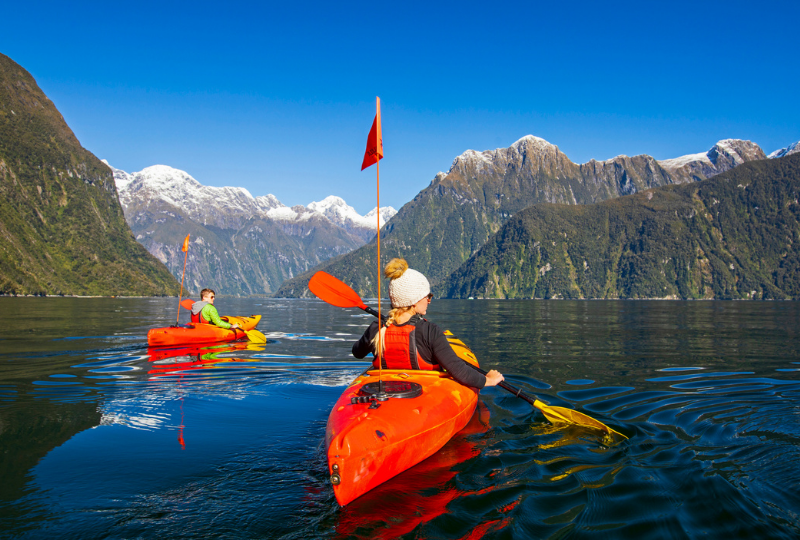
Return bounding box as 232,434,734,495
0,294,793,301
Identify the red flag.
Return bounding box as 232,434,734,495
181,234,190,252
361,97,383,171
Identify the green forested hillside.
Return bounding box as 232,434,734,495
0,53,179,295
442,155,800,299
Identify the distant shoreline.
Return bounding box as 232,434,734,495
0,294,272,299
0,294,792,301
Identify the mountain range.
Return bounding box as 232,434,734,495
0,53,178,296
113,164,396,295
275,135,790,298
2,49,797,301
443,153,800,299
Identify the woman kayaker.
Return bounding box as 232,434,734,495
191,288,240,329
352,258,504,389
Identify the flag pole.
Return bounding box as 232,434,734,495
176,234,190,325
359,96,385,398
375,97,383,384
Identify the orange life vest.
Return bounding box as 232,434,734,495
373,319,440,371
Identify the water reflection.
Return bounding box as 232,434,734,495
1,298,799,538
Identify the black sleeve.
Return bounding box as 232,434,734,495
352,321,380,359
423,322,486,389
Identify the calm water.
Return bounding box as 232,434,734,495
0,297,799,539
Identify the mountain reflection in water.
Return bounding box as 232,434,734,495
0,297,798,539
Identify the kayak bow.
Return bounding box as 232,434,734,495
326,332,480,506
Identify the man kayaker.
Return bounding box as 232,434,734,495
191,288,240,329
352,258,504,389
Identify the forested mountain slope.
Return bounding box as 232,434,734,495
0,53,178,296
442,154,800,299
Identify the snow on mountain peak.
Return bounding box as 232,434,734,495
451,135,563,171
110,162,393,232
769,141,800,159
657,139,763,171
308,195,348,214
657,151,712,171
511,135,555,151
308,195,396,229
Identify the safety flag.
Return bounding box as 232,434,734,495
181,233,190,252
360,97,383,171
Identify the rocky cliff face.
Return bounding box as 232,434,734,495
114,164,396,295
0,53,178,296
274,135,769,298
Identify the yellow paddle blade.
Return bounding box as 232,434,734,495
533,400,627,444
244,329,267,344
223,316,266,344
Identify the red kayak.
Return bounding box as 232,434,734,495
325,331,481,506
147,315,262,347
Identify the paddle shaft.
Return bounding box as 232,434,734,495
464,363,539,405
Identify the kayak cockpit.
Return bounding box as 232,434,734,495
350,380,424,406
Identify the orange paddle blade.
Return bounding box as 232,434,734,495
308,272,366,309
181,298,195,310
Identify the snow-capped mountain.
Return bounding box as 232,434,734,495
769,141,800,159
107,162,396,296
110,163,396,235
308,196,396,241
434,136,766,205
657,139,765,175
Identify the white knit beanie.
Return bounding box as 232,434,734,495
386,259,430,308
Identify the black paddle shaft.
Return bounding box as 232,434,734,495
465,363,538,405
364,306,384,321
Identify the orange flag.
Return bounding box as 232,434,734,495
181,234,190,252
361,97,383,170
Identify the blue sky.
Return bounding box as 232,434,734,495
3,1,798,213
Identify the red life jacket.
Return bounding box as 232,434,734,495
372,319,439,371
190,303,210,324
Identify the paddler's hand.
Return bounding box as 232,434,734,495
483,369,504,387
231,323,241,329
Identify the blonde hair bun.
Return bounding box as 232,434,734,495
384,258,409,280
386,259,430,307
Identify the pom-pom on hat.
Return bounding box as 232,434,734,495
385,258,430,308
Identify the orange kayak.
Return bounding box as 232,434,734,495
146,315,262,347
326,331,481,506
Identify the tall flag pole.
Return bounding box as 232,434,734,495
361,97,384,371
176,233,190,325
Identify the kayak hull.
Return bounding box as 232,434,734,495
146,315,261,347
326,331,480,506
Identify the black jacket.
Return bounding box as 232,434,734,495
352,316,486,389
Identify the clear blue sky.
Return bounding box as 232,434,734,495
3,1,798,214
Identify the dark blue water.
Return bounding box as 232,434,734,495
1,297,799,539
